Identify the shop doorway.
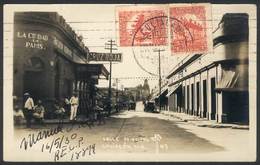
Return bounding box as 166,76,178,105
196,82,200,116
23,57,45,101
187,85,189,114
191,83,194,115
223,91,249,124
54,61,60,99
176,86,182,113
182,86,185,113
211,78,216,120
24,71,44,101
202,80,207,118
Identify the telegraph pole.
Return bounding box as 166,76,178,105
153,49,165,112
116,78,119,103
115,78,119,112
105,39,117,116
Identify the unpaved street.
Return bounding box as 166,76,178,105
12,102,251,161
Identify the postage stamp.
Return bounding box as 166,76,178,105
170,4,209,54
117,5,168,47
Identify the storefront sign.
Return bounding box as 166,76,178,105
178,71,183,78
88,52,122,62
16,31,48,50
53,36,73,57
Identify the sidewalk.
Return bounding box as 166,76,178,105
17,109,119,125
160,111,249,130
17,115,91,125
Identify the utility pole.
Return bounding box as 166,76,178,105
115,78,119,112
116,78,119,103
105,39,117,116
153,49,165,112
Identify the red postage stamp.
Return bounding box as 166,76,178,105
170,5,208,54
117,6,168,47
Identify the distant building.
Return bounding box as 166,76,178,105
142,79,150,99
151,80,168,110
124,87,138,102
124,80,151,102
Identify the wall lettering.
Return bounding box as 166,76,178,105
16,31,48,50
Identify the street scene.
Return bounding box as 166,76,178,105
14,101,250,161
3,3,257,162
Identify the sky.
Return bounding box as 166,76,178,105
4,4,256,90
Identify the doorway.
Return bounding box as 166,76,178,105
223,91,249,124
23,57,45,101
187,85,189,114
202,80,207,118
23,71,44,101
182,86,185,113
54,61,60,99
196,82,200,116
211,78,216,120
191,83,194,115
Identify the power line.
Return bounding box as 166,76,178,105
111,77,159,79
3,18,257,25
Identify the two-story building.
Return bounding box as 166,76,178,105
166,13,249,124
13,12,109,118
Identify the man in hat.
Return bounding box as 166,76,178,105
24,93,34,128
69,92,79,121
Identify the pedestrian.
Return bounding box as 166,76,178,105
64,97,70,116
23,93,34,128
86,101,95,126
54,102,66,121
96,102,105,125
115,103,119,113
69,92,79,121
13,105,24,125
33,100,45,125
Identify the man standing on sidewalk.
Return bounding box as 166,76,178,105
70,92,79,121
96,102,105,125
23,93,34,128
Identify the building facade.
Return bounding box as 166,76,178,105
166,13,249,124
151,80,168,110
13,12,109,118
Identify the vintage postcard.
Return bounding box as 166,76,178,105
2,3,257,162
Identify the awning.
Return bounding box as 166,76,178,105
76,64,109,80
215,67,247,92
158,89,168,98
151,88,168,101
166,90,174,97
95,91,103,99
216,70,238,89
166,84,182,97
